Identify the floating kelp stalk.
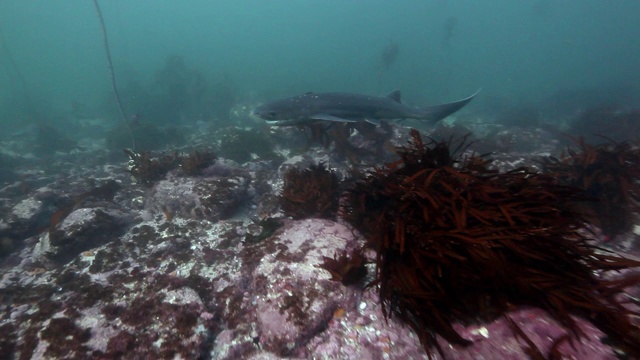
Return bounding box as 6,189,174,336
93,0,135,150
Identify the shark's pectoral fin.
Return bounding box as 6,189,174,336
311,114,358,123
364,118,383,126
419,89,481,122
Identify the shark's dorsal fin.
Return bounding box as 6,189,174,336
386,90,401,103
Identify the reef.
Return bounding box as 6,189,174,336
2,102,640,360
216,127,280,164
123,149,217,187
179,149,217,176
123,149,181,187
341,129,640,358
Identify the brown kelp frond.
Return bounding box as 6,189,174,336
541,136,640,238
505,316,547,360
318,247,368,286
280,162,341,219
506,315,575,360
342,129,640,358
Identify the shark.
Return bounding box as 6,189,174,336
254,89,479,126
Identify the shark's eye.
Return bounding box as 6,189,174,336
269,111,277,117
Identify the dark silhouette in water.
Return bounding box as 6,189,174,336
379,42,400,72
377,42,400,91
441,16,457,48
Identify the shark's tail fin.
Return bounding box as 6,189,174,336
419,89,480,122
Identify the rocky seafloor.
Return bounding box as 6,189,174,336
0,119,639,360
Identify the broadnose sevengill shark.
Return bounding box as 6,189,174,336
254,89,479,126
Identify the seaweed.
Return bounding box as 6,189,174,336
318,247,368,286
541,136,640,238
280,162,341,220
342,128,640,359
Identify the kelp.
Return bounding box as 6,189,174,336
342,129,640,359
542,136,640,238
280,162,341,220
318,247,368,286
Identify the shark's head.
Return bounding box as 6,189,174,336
254,97,310,126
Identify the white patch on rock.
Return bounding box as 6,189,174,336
163,287,203,305
11,198,42,220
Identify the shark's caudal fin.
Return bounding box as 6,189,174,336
419,89,481,122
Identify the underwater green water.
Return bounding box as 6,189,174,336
1,0,639,131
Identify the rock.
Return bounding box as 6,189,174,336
45,207,130,263
0,116,639,360
251,219,362,355
1,198,48,239
146,172,249,222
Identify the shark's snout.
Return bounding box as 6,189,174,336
253,105,279,121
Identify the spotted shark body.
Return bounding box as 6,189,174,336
254,89,479,126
